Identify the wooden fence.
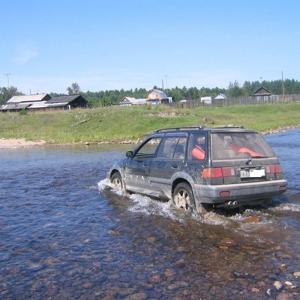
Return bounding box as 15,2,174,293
169,94,300,108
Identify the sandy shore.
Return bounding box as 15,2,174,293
0,138,46,149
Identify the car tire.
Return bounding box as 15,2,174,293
172,182,196,213
110,172,123,192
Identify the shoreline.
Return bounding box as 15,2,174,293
0,125,299,149
0,138,46,149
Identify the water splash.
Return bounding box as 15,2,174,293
97,178,110,191
128,193,178,220
271,203,300,212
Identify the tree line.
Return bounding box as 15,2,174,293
1,79,300,106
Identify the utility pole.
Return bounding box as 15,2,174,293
281,71,285,100
4,73,11,89
165,74,168,90
161,79,164,90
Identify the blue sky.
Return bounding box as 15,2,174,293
1,0,299,93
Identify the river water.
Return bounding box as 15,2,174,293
0,130,300,299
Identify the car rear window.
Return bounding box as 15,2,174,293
211,132,275,160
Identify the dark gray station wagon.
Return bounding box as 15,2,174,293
108,127,287,213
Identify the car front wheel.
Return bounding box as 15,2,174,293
110,172,123,192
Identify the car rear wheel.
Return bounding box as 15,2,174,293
111,172,123,191
172,182,196,213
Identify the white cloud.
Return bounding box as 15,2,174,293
13,44,39,65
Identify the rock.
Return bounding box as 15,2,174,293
274,281,283,290
174,258,185,268
266,288,272,296
276,292,294,300
27,262,43,271
108,229,120,236
167,281,189,290
285,281,293,287
85,142,90,145
83,282,93,289
232,271,255,279
218,238,236,247
146,236,156,243
118,288,136,296
251,287,260,293
149,274,160,283
293,271,300,278
164,268,175,277
257,281,266,287
124,292,147,300
242,215,261,223
280,264,287,271
176,246,185,252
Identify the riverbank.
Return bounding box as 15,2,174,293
0,103,299,144
0,138,46,149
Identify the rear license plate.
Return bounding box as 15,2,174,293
240,168,265,178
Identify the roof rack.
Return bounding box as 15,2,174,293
155,126,204,133
213,125,244,129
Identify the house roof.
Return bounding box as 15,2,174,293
120,97,147,105
147,89,168,100
214,93,226,100
7,94,49,103
47,95,83,104
253,86,272,96
0,103,31,110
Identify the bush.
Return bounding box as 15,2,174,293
19,109,28,115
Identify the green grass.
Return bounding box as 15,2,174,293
0,103,299,143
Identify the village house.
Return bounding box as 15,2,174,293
0,94,87,112
119,97,147,106
253,86,272,101
119,89,172,106
146,89,172,104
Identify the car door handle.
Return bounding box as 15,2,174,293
171,163,178,169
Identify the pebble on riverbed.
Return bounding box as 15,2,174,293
274,281,283,291
293,271,300,278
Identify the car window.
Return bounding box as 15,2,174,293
157,137,187,160
135,138,161,156
188,133,207,160
157,137,179,159
211,132,275,160
173,137,187,160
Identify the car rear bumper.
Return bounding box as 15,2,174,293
193,179,287,204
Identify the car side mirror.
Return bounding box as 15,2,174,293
126,151,134,158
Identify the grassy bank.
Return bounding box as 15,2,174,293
0,103,299,143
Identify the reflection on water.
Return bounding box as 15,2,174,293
0,131,300,299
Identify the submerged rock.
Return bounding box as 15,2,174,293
274,281,283,290
293,271,300,278
124,292,147,300
149,274,160,283
164,268,176,277
276,292,294,300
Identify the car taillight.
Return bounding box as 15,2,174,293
266,164,282,174
202,167,235,178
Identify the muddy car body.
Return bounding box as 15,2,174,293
108,127,287,213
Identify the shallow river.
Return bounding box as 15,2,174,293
1,130,300,299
